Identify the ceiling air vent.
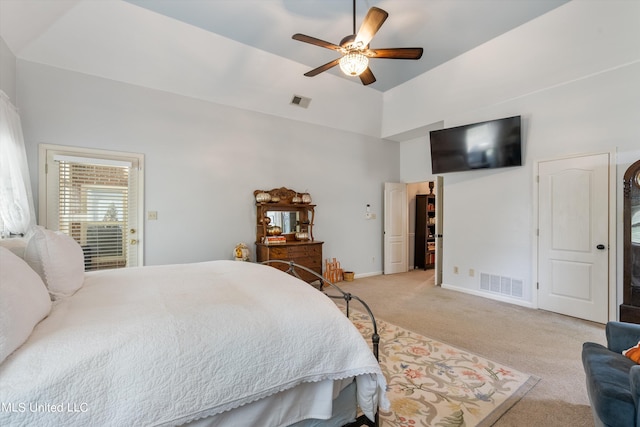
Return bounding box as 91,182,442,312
290,95,311,109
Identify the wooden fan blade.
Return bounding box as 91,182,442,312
304,58,341,77
367,47,424,59
359,67,376,86
292,33,342,51
354,7,388,47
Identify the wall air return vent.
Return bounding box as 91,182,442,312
480,272,524,298
290,94,311,109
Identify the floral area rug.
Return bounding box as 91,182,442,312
347,309,539,427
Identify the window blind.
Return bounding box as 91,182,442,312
57,160,130,271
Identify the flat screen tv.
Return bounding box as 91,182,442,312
429,115,522,174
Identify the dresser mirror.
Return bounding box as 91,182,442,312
621,160,640,323
266,211,300,235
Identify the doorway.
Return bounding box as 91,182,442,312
536,152,615,323
39,144,145,270
384,178,443,285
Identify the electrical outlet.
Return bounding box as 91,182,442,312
469,268,475,277
147,211,158,220
453,266,459,274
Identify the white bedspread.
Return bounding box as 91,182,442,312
0,261,388,426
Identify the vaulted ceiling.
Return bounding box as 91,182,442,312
1,0,569,92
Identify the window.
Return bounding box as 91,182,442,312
39,145,144,270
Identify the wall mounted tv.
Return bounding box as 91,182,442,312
429,115,522,174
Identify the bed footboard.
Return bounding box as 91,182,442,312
261,260,380,427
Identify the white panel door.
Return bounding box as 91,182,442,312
384,182,408,274
538,153,609,323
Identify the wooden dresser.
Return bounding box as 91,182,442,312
256,241,323,283
254,187,323,284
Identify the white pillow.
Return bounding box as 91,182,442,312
0,247,52,363
24,226,85,299
0,237,28,259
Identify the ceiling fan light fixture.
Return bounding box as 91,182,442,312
292,5,422,85
339,52,369,76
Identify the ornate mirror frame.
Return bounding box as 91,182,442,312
253,187,315,243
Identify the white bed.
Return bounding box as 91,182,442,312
0,228,388,427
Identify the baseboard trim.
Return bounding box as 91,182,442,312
355,271,383,279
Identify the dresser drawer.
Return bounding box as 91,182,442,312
288,245,322,257
286,246,309,257
268,246,289,259
295,256,322,270
306,245,322,256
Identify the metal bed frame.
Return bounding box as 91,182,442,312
261,260,380,427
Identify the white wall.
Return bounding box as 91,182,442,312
387,0,640,307
17,61,398,274
0,36,16,100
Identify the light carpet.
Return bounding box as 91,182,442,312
347,309,539,427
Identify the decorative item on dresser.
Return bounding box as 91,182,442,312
254,187,323,283
233,243,250,261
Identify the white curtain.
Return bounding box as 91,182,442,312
0,90,36,235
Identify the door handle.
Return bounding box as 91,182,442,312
596,244,606,250
130,239,138,245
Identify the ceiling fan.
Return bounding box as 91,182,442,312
292,0,423,86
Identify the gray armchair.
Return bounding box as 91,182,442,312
582,321,640,427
